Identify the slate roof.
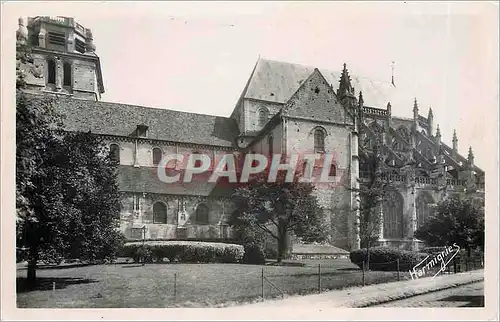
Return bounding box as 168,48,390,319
242,58,411,109
45,95,239,148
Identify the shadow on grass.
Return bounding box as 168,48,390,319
16,276,98,293
439,295,485,307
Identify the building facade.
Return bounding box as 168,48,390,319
16,16,485,252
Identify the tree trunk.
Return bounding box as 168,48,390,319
26,250,38,289
276,218,288,264
366,242,371,271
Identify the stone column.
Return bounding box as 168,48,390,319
55,58,63,91
349,131,361,250
408,185,417,239
38,23,46,48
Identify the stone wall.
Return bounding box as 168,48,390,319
119,193,234,240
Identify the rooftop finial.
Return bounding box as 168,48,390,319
428,106,433,119
436,124,441,137
391,61,396,87
358,91,364,107
16,17,28,45
468,146,474,165
338,62,354,98
452,129,458,152
413,98,419,119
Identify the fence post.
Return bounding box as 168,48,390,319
465,258,469,271
397,259,400,281
261,268,264,301
174,273,177,300
362,261,365,287
318,264,321,293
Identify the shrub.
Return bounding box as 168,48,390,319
350,246,427,271
420,246,448,255
242,243,266,265
120,241,244,264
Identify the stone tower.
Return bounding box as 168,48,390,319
17,16,104,101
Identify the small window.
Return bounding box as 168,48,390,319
133,195,140,212
47,59,56,84
109,144,120,164
153,202,167,224
192,151,202,168
196,203,210,224
314,128,325,153
153,148,162,166
63,62,72,87
258,108,269,128
136,125,148,138
75,38,86,54
47,31,66,46
329,162,337,177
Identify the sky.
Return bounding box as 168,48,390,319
4,1,499,168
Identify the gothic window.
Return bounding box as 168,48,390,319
63,62,72,87
47,59,56,84
268,135,273,157
314,128,325,153
397,126,410,142
258,108,269,128
153,202,168,224
196,203,210,224
416,192,434,229
383,191,404,239
109,144,120,164
153,147,162,166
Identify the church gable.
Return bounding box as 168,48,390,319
283,69,346,124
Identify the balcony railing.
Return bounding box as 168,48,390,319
446,179,467,186
362,106,388,116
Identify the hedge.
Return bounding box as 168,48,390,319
350,246,428,271
120,241,244,264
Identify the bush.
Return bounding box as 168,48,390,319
242,243,266,265
420,246,448,255
350,246,427,271
120,241,244,264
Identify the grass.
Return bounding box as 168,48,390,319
16,259,411,308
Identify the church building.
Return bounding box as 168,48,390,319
16,16,485,252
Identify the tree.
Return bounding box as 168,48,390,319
16,44,124,287
352,142,391,270
230,170,328,263
414,194,484,257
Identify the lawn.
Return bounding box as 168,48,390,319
16,259,410,308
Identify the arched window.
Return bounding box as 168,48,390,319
314,128,325,153
268,135,273,157
152,148,162,166
258,108,269,128
63,62,72,87
196,203,210,224
383,191,404,239
416,192,434,229
47,59,56,84
153,202,167,224
109,144,120,164
329,162,337,177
